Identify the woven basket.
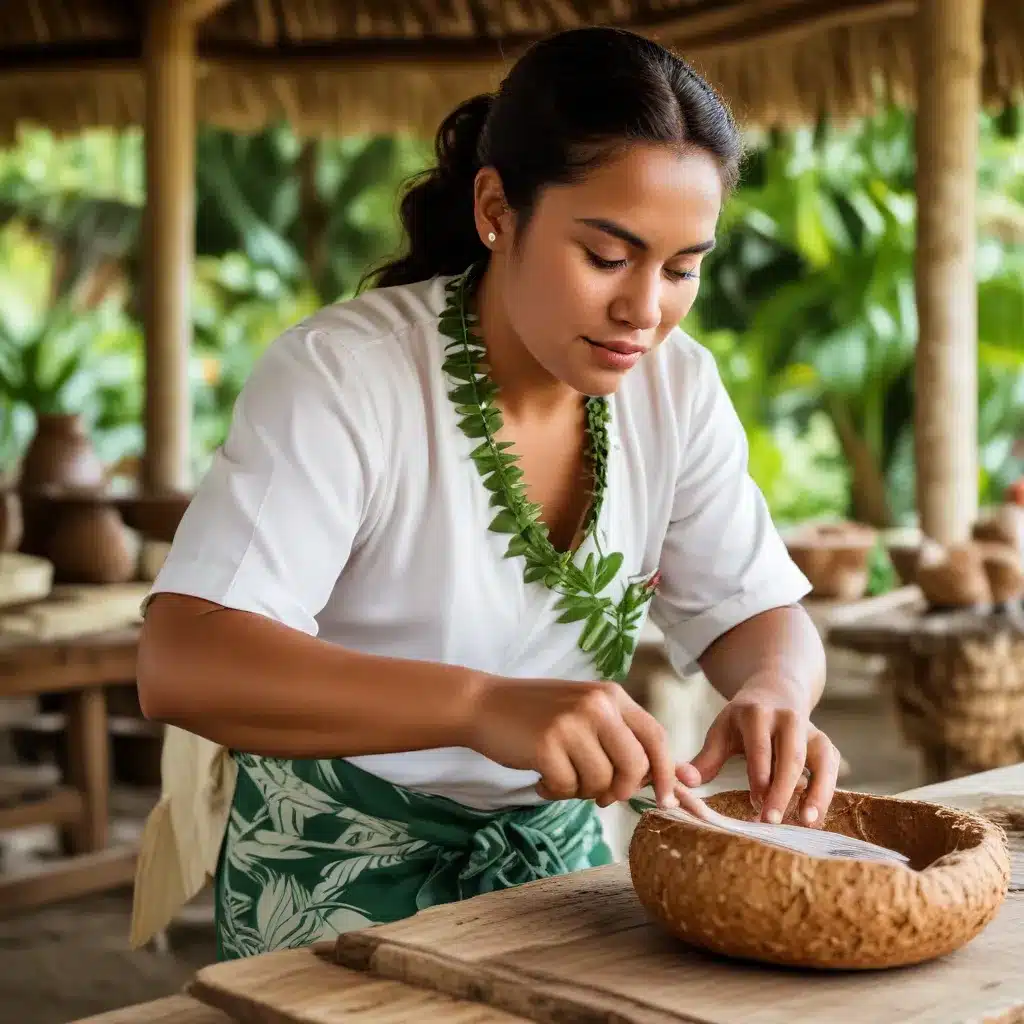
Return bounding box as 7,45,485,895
885,638,1024,778
629,788,1010,970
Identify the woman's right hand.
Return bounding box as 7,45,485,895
463,675,682,809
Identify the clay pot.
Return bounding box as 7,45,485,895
19,412,106,495
886,544,920,584
0,489,22,552
978,541,1024,604
881,526,922,585
44,501,139,584
629,788,1010,970
916,540,993,609
784,521,877,600
113,491,192,543
973,504,1024,557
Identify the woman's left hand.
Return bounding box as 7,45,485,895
676,671,841,828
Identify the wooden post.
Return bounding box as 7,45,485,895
913,0,983,546
142,3,197,493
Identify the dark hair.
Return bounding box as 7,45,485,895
364,26,742,290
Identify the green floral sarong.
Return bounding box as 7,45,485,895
214,752,613,960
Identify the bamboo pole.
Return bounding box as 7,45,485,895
141,3,196,492
913,0,983,546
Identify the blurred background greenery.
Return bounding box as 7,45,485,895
0,107,1022,599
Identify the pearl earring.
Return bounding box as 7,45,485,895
487,231,496,244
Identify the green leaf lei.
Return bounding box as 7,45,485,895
438,266,659,682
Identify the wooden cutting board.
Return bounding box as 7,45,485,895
324,864,1024,1024
189,947,528,1024
187,767,1024,1024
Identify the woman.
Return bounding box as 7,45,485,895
132,26,837,960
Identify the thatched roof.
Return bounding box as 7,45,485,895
0,1,1021,140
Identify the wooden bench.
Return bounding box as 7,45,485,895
0,627,140,914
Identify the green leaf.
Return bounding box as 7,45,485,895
488,509,520,534
521,502,543,524
524,565,548,584
460,416,492,439
579,611,611,653
443,360,478,382
505,534,530,558
594,552,624,591
596,636,627,679
582,552,597,586
449,382,483,405
556,602,595,624
438,313,465,337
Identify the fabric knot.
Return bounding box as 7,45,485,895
415,800,604,910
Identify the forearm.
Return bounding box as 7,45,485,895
696,604,826,711
137,594,486,758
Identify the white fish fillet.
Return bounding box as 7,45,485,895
629,797,911,866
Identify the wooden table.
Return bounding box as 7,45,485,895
76,763,1024,1024
828,590,1024,781
0,627,140,915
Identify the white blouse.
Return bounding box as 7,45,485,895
148,274,810,810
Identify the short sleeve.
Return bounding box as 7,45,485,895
146,325,385,636
649,344,811,678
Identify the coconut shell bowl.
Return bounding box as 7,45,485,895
628,789,1011,971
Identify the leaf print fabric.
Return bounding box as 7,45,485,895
214,752,613,960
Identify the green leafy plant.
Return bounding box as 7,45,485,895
693,107,1024,530
439,269,658,682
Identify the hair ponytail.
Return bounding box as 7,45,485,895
363,94,494,290
363,28,741,293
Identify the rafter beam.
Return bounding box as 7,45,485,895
0,0,919,85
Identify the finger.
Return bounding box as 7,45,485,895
535,739,579,801
675,761,702,788
800,734,840,827
594,718,649,806
672,781,715,819
736,708,773,807
623,705,678,809
688,716,736,786
761,712,807,824
565,725,617,801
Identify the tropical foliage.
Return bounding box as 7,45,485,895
689,107,1024,530
0,107,1022,534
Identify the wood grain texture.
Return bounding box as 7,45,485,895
326,872,1024,1024
913,0,984,545
186,765,1024,1024
74,994,233,1024
189,947,526,1024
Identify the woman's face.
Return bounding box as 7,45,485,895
484,142,723,397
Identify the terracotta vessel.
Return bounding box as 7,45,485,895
629,788,1010,971
978,541,1024,604
19,412,106,495
881,526,922,585
784,520,877,600
113,490,193,543
916,540,994,609
44,500,139,584
973,504,1024,557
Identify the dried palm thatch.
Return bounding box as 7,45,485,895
0,1,1020,141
